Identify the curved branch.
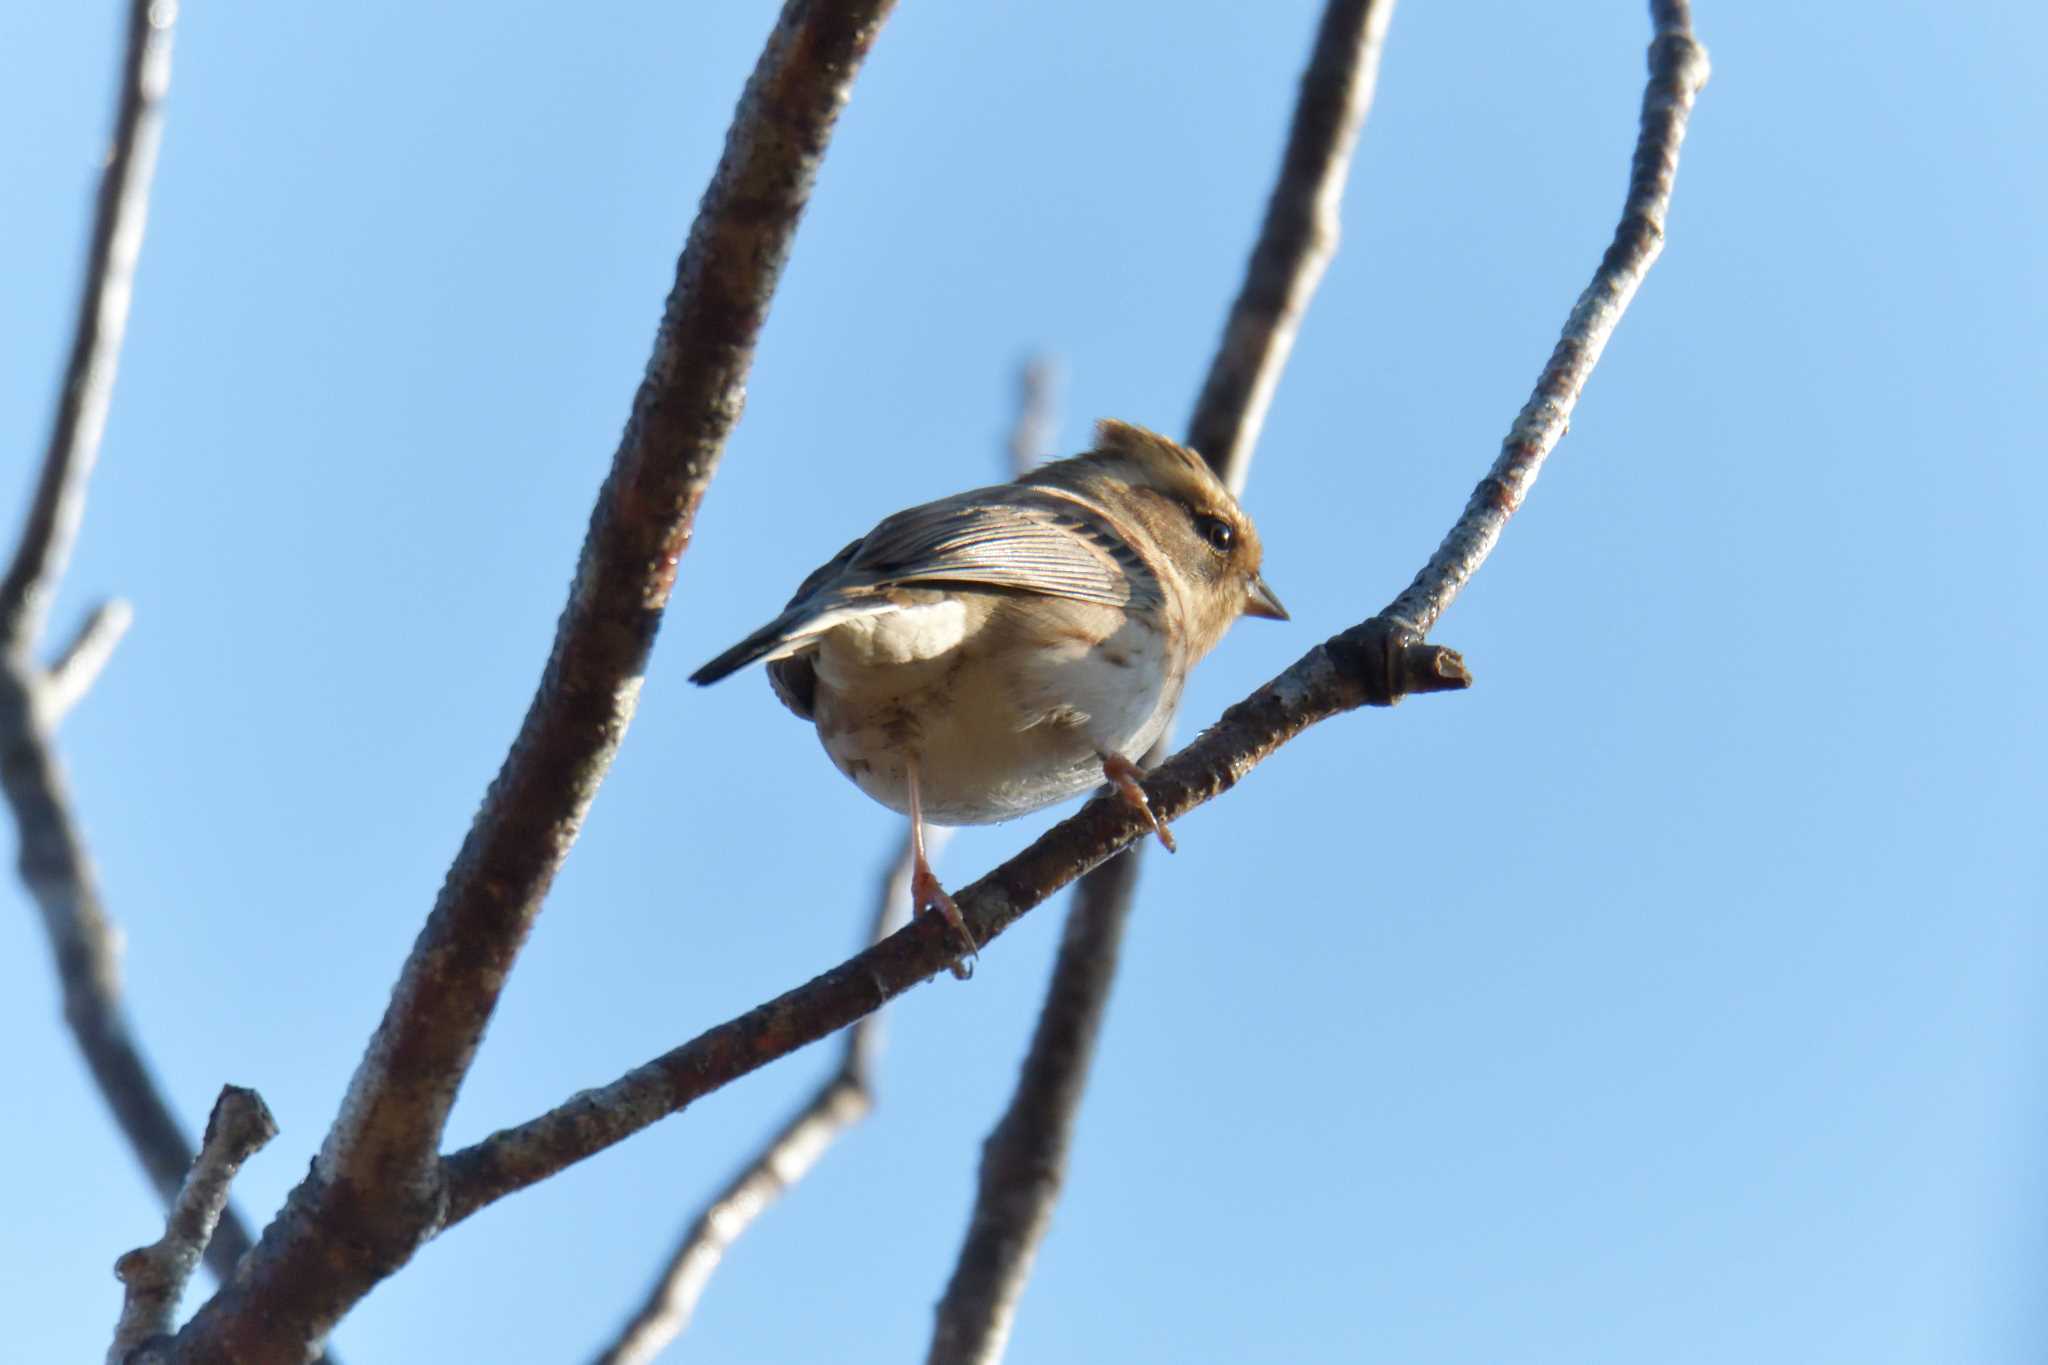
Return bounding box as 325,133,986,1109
165,3,901,1359
930,2,1398,1359
1,0,174,656
1382,0,1709,634
439,620,1468,1226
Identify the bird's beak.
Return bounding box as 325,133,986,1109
1243,573,1289,622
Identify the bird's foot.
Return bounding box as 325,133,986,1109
1101,752,1176,853
912,858,977,981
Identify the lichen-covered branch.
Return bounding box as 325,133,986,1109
163,3,901,1359
1381,0,1709,634
929,3,1398,1359
106,1087,276,1365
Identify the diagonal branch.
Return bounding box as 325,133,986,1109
1384,1,1710,636
165,3,902,1360
439,620,1470,1227
591,835,935,1365
439,0,1708,1246
929,2,1397,1359
2,0,174,657
107,1087,277,1365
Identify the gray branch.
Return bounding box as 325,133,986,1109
928,2,1397,1358
2,0,269,1302
44,597,133,725
162,3,904,1360
107,1087,277,1365
1382,0,1710,635
1,0,173,656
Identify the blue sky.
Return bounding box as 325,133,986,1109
3,2,2043,1361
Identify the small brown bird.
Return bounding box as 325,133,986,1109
690,419,1286,971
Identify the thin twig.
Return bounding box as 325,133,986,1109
439,619,1470,1226
164,4,902,1360
592,834,937,1365
1006,357,1060,476
928,5,1396,1358
1,0,264,1300
1,0,174,656
44,597,133,724
439,0,1707,1245
108,1087,277,1365
1383,0,1709,635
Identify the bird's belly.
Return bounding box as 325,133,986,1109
810,619,1177,826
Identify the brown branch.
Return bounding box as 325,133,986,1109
164,3,901,1360
1186,0,1396,494
439,620,1469,1226
0,0,268,1302
1,0,174,656
590,834,935,1365
929,3,1398,1358
107,1087,277,1365
439,0,1707,1263
1383,0,1710,635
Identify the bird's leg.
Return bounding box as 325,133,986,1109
1101,751,1176,853
907,757,976,980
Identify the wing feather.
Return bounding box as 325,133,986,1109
836,488,1156,610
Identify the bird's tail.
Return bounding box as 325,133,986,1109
688,600,886,686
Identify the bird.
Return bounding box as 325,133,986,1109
689,418,1287,974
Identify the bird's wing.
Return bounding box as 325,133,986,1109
833,487,1159,611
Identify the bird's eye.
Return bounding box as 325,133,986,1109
1194,512,1235,554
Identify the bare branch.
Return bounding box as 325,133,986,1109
0,0,266,1301
2,0,175,657
0,667,261,1292
440,0,1707,1251
1187,0,1395,495
593,835,934,1364
44,597,133,724
439,619,1469,1226
1005,357,1060,477
928,6,1396,1358
164,4,902,1359
1383,0,1710,635
108,1087,277,1365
